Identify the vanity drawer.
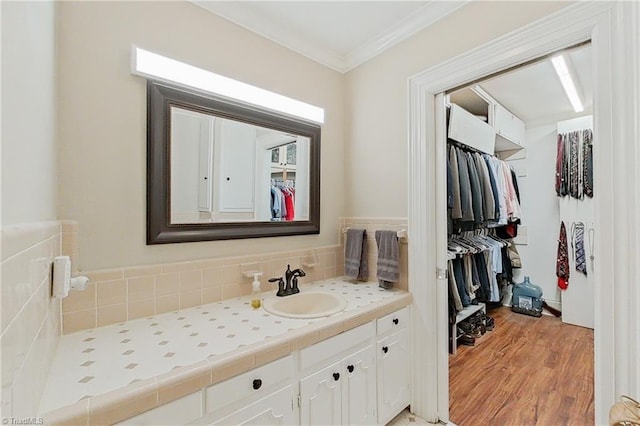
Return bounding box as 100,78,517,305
299,322,374,372
205,355,292,413
377,306,410,336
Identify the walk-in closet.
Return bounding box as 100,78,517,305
444,43,596,424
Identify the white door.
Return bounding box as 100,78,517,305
202,386,295,425
300,361,342,425
197,116,214,212
217,119,256,212
342,346,376,425
377,329,411,425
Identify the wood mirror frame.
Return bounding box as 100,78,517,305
147,80,321,244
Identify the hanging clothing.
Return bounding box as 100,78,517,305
572,222,588,275
449,145,462,219
556,221,570,290
583,129,594,197
456,148,474,222
556,128,594,199
466,153,484,225
283,188,295,221
446,144,522,230
473,153,496,221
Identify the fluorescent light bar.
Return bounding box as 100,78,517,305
131,46,325,124
551,55,584,113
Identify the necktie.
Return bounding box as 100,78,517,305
577,131,584,199
569,131,579,198
583,129,594,198
574,222,587,275
555,133,564,196
557,221,570,289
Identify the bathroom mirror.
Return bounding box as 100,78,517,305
147,80,320,244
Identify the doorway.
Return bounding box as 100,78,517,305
406,3,639,424
443,43,595,425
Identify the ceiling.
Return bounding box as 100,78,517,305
192,1,469,73
451,44,593,125
192,1,592,124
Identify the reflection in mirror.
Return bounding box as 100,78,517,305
147,80,321,244
170,107,310,224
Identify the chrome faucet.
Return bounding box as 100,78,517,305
269,264,305,297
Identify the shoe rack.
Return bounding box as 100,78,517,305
449,302,486,355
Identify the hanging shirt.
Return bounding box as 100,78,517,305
283,189,295,221
449,145,462,219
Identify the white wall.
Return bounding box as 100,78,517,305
344,1,572,217
507,124,562,307
0,1,62,417
1,0,57,226
57,1,345,270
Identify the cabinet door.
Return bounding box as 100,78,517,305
300,361,342,425
342,346,376,426
201,385,295,426
377,328,411,425
494,103,525,146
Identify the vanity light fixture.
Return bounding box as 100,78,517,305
131,46,325,124
551,54,584,113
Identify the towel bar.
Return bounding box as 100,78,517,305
341,227,408,242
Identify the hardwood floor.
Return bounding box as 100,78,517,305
449,307,594,426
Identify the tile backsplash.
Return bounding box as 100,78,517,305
61,217,409,334
1,221,62,418
62,244,344,334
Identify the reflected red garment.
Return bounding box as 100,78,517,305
283,189,295,221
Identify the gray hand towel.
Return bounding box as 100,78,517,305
375,230,399,289
344,228,368,281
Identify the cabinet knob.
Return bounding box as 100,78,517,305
347,365,354,373
392,318,399,325
252,379,262,390
333,372,340,381
382,346,389,354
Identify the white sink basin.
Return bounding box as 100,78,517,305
262,291,348,319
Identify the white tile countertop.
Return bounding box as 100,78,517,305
39,278,411,420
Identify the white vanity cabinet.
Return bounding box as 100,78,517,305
299,322,377,426
114,304,412,426
376,307,411,425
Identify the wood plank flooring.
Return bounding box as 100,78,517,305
449,307,594,426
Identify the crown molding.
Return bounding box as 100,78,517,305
192,1,470,74
343,1,470,72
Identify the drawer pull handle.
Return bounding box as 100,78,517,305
382,346,389,354
393,318,399,325
333,372,340,381
252,379,262,390
347,365,354,373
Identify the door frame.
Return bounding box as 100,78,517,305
407,2,640,424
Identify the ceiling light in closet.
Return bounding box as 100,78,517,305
551,55,584,113
131,46,325,124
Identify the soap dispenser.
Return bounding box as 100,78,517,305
251,273,262,309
